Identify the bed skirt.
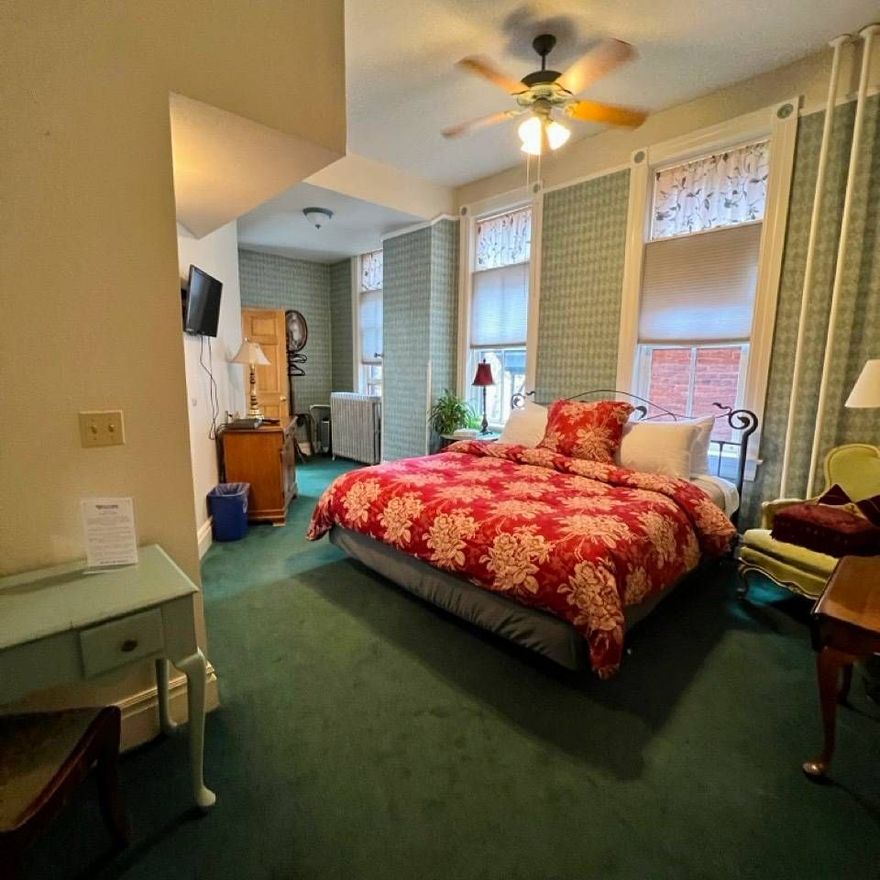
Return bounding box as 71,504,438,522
329,527,685,672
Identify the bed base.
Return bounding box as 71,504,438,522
330,527,702,673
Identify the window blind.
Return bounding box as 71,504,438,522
470,262,528,348
639,222,761,344
359,289,382,365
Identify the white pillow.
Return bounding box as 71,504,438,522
617,420,701,479
499,400,548,448
687,416,715,476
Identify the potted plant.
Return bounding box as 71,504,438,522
428,390,475,437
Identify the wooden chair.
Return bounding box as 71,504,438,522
738,444,880,599
0,707,127,879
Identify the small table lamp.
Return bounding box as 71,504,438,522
845,359,880,409
472,359,495,434
231,339,271,419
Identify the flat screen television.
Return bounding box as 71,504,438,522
183,265,222,337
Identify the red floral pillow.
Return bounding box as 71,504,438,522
538,400,634,462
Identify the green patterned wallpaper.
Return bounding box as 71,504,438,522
383,227,433,461
382,220,460,460
329,258,354,392
535,170,631,401
743,94,880,523
429,219,460,448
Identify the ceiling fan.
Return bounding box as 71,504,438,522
442,34,646,155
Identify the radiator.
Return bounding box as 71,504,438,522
330,393,382,464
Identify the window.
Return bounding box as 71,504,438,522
637,345,747,441
466,206,531,426
651,140,769,239
358,249,382,396
634,141,768,437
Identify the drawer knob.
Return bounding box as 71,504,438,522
121,638,139,653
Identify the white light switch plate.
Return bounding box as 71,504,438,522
79,410,125,448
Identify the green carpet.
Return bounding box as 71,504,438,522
29,458,880,879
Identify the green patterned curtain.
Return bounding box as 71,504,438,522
743,95,880,524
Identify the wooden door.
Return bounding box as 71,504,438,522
241,309,288,420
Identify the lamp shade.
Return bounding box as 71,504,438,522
472,360,495,387
230,339,270,366
845,359,880,408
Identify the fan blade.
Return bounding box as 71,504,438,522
442,109,520,139
456,55,526,94
565,99,646,128
556,39,635,96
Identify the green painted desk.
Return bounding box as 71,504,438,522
0,545,215,809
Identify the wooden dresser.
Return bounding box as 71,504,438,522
220,420,296,525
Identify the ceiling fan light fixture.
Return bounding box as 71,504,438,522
518,115,570,156
547,119,570,150
303,207,333,229
518,115,544,155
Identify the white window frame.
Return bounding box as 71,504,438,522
616,99,799,471
352,251,383,396
457,182,543,418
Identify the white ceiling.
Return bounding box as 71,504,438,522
236,182,421,263
236,0,877,261
346,0,879,186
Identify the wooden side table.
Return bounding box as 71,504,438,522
221,419,297,525
802,555,880,779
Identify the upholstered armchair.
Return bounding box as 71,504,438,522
737,444,880,599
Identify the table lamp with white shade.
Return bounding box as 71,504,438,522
231,339,270,419
845,359,880,409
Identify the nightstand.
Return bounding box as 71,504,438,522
438,432,501,450
220,420,297,525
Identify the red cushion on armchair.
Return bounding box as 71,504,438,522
771,501,880,557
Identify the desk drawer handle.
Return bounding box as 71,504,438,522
121,638,139,653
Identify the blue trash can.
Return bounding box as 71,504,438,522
208,482,250,541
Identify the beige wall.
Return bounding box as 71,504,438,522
177,222,245,555
0,2,344,739
456,41,880,207
0,1,345,582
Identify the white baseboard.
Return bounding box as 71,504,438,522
117,661,219,751
197,518,213,558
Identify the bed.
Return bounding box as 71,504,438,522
307,393,758,676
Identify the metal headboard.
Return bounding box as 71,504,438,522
511,389,758,523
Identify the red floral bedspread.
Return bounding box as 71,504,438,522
308,441,736,677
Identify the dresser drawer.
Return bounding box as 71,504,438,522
79,608,165,677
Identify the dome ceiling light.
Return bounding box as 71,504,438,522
303,207,334,229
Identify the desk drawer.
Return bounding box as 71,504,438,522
80,608,164,677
